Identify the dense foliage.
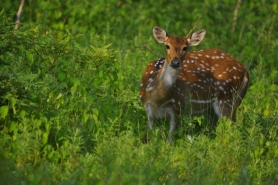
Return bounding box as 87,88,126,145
0,1,277,184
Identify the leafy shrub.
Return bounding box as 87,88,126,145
0,1,278,184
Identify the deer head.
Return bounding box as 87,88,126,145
153,26,206,68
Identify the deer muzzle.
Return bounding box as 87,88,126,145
170,58,181,68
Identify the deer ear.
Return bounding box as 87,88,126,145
188,29,206,46
153,26,168,43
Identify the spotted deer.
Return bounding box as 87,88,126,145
139,26,249,140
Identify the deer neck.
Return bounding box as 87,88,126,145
149,61,179,105
159,60,180,88
145,59,180,108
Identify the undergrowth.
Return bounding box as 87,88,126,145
0,1,278,184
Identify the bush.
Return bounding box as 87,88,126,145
0,1,278,184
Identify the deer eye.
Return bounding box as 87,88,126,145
166,45,170,49
182,47,187,52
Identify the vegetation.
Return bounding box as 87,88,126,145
0,0,277,184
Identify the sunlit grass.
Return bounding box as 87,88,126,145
0,1,278,184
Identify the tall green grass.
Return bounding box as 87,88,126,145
0,0,278,184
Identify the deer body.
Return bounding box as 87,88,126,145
140,26,249,140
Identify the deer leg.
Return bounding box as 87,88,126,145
167,110,177,141
212,100,222,117
148,118,154,129
221,105,237,122
207,107,219,129
145,103,154,129
142,119,154,143
213,98,237,122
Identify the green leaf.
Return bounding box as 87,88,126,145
0,106,8,118
55,93,63,100
70,78,81,87
71,86,76,96
61,150,67,160
42,132,49,145
93,114,98,122
63,140,69,147
47,150,54,159
35,120,42,128
263,109,269,117
58,72,66,81
8,121,16,132
19,110,26,119
9,97,17,114
103,43,112,49
92,108,99,116
83,112,89,123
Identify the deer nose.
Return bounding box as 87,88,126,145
170,58,181,68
